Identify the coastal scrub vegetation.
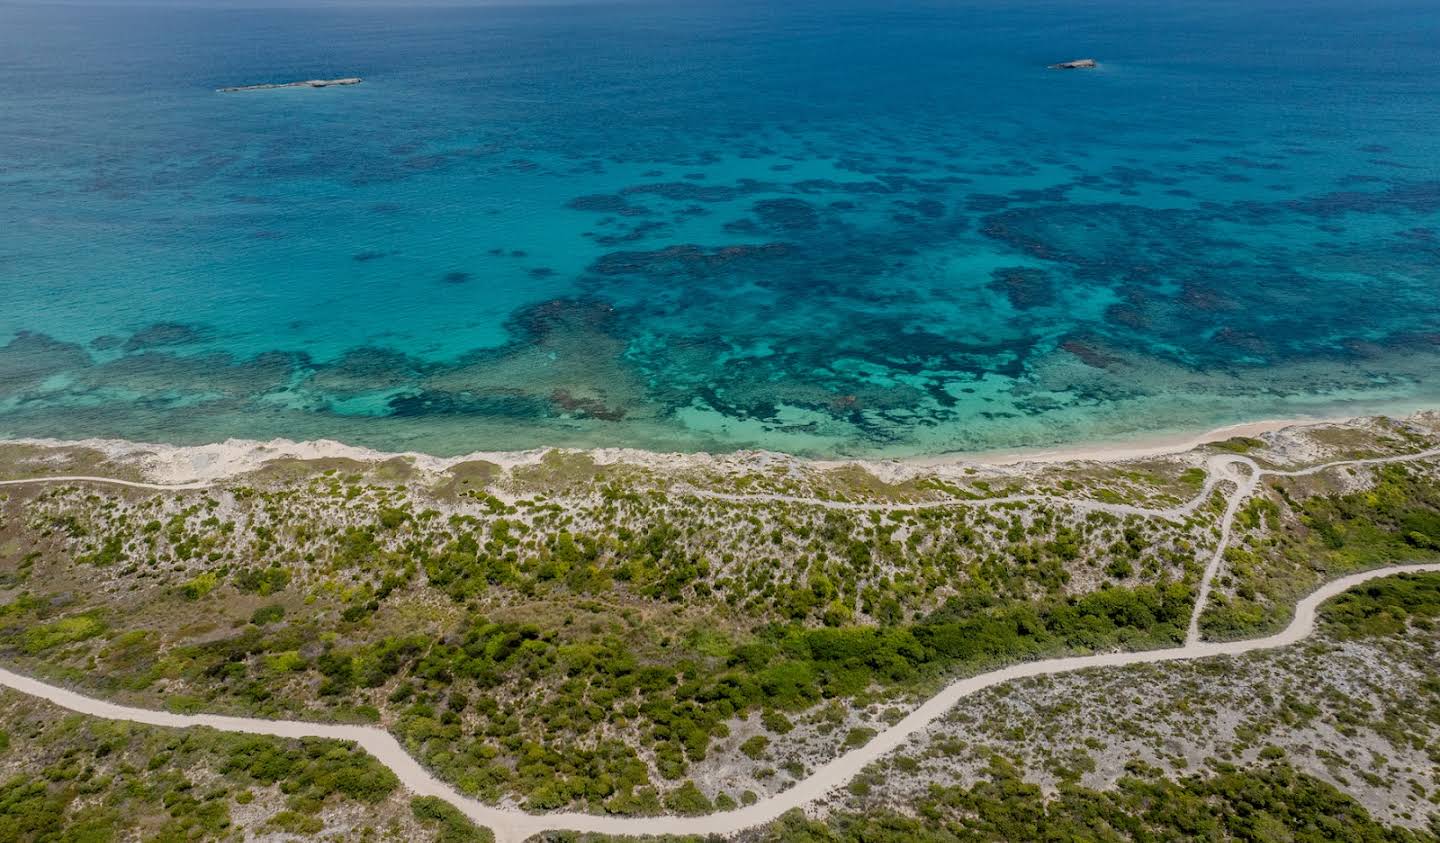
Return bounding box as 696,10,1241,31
760,760,1438,842
0,451,1212,811
564,762,1437,842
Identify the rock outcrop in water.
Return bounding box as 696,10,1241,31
218,78,362,93
1049,59,1097,70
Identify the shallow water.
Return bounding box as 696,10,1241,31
2,0,1439,457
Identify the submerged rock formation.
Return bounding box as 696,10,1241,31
218,77,362,93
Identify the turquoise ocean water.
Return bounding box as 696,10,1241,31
2,0,1439,457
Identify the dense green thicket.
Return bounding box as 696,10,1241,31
1321,572,1440,639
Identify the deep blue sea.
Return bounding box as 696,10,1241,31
2,0,1439,457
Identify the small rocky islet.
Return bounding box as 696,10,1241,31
218,77,362,93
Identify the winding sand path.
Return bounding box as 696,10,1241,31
1,447,1438,842
0,475,211,491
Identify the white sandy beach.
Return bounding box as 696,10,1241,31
0,412,1395,486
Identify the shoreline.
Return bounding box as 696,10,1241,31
0,410,1415,486
950,415,1344,466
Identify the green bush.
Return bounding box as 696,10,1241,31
664,781,712,816
411,796,495,843
179,572,219,600
740,735,770,759
21,614,105,654
233,566,291,596
762,710,794,734
250,604,285,626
